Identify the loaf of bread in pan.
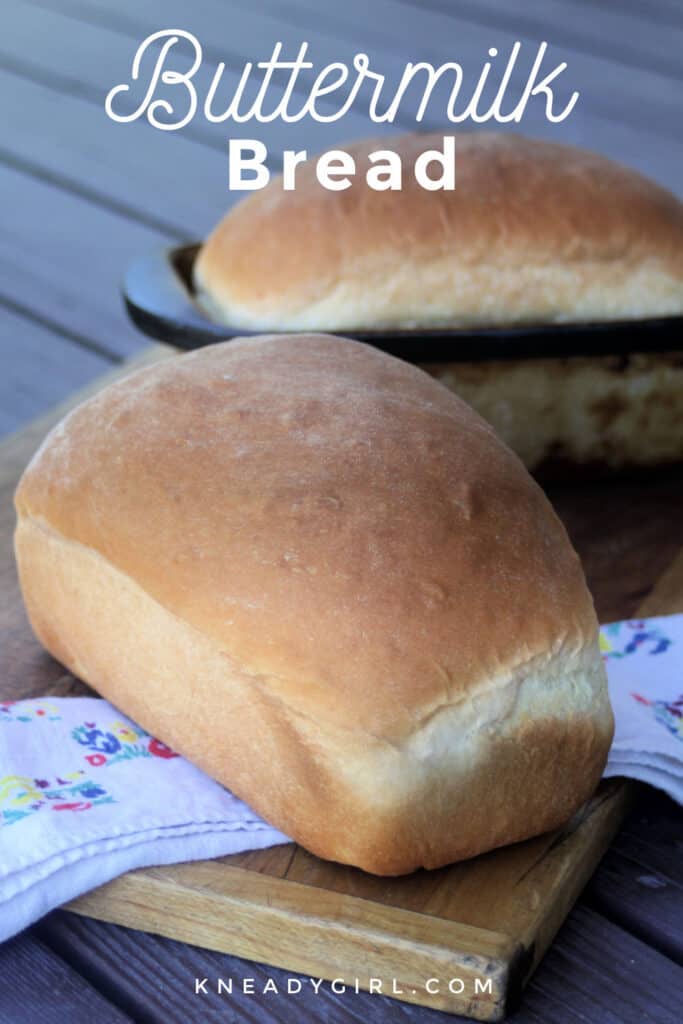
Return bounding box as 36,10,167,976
426,351,683,472
194,133,683,331
14,334,614,875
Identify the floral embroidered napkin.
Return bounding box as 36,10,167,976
1,614,681,944
600,614,682,803
0,697,289,942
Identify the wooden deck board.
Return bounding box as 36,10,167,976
37,0,683,113
510,907,683,1024
35,902,683,1024
586,791,683,965
588,849,683,966
0,930,134,1024
0,306,111,438
0,161,168,360
5,0,400,158
36,910,461,1023
403,0,683,78
0,65,223,237
608,789,683,888
263,0,681,153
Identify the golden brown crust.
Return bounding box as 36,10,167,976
15,516,612,874
194,133,683,331
14,335,614,873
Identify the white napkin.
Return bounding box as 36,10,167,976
601,614,683,804
0,697,289,942
1,613,681,944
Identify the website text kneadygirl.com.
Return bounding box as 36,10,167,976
193,974,495,998
105,31,579,192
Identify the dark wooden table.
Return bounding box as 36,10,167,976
1,1,682,1020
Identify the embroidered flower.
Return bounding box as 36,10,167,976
149,739,178,760
71,719,178,766
0,774,115,826
600,621,673,660
630,692,683,743
72,725,122,754
0,701,61,722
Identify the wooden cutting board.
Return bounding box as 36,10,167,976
2,345,683,1021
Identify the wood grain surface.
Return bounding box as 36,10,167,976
1,345,681,1019
32,903,683,1024
0,306,109,437
586,788,683,965
0,929,133,1024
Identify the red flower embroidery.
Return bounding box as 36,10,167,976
149,738,178,759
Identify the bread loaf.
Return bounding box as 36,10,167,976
426,351,683,472
14,334,614,874
194,133,683,331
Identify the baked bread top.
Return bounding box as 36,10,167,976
16,334,601,742
194,133,683,330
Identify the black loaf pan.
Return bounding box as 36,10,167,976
123,243,683,363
